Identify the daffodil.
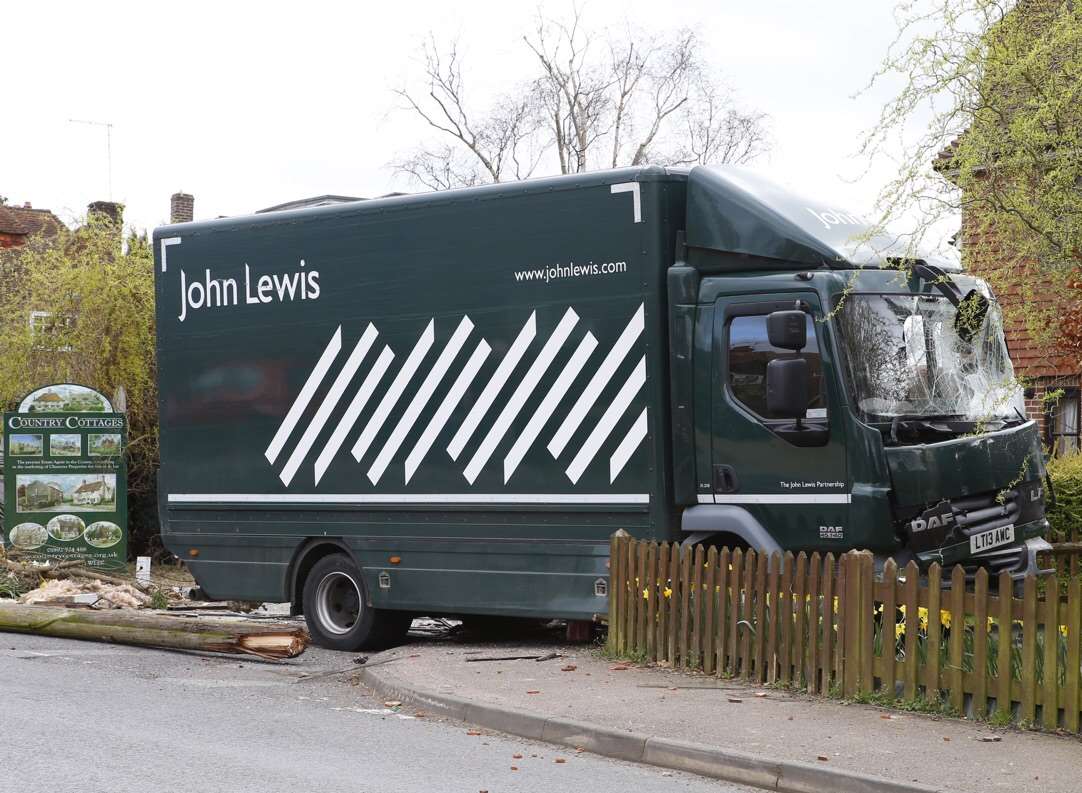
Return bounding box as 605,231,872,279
663,587,673,599
643,588,649,600
940,610,951,629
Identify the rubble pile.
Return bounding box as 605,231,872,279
18,578,150,609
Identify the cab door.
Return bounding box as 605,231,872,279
707,293,850,552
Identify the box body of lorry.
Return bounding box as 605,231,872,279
155,169,684,619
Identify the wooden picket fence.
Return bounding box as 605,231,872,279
606,533,1082,732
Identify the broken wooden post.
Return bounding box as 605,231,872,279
0,603,309,659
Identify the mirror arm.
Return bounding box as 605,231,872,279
912,262,962,307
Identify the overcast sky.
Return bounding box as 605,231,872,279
3,1,936,240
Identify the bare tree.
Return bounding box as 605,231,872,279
392,35,546,188
393,10,770,189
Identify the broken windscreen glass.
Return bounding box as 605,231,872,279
837,293,1021,422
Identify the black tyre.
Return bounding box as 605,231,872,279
302,554,410,651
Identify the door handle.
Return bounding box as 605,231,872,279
713,464,739,494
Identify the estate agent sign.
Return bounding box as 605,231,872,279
3,384,127,570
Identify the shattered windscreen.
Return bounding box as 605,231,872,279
837,293,1020,421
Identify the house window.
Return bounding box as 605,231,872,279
1049,389,1081,456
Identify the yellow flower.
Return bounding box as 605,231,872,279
643,588,649,601
663,587,673,599
895,622,905,640
1060,625,1069,638
918,607,929,631
940,610,951,629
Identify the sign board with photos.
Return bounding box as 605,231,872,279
2,384,127,569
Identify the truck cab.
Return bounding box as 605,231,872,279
672,167,1051,578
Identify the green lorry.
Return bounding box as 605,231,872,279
153,165,1050,650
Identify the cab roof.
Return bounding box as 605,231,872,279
685,166,960,271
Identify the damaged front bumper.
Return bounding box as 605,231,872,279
914,519,1052,581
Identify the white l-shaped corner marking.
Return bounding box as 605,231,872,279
610,182,642,223
160,236,181,272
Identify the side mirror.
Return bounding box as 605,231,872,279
767,310,807,351
954,289,989,344
766,357,809,419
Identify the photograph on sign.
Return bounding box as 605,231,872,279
85,520,123,549
16,473,116,513
9,434,43,456
9,522,47,549
88,433,122,456
19,383,112,413
49,433,82,456
47,514,86,541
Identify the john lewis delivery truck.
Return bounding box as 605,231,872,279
154,166,1050,650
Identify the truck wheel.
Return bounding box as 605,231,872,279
302,554,405,651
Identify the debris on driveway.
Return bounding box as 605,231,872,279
17,578,150,609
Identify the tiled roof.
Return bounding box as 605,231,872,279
0,205,63,237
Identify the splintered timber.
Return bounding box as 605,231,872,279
178,260,320,322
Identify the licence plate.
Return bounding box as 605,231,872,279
970,524,1015,554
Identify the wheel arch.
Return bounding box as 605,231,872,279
680,505,782,554
288,538,357,616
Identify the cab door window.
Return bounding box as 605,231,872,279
728,314,826,420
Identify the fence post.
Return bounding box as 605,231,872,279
1020,573,1038,724
996,570,1013,721
1067,576,1081,733
625,538,637,656
842,553,858,697
858,552,875,695
703,546,717,676
1042,572,1060,731
972,568,989,719
608,531,627,655
926,563,942,702
881,559,898,701
821,553,835,695
840,551,875,697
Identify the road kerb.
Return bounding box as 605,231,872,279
357,663,944,793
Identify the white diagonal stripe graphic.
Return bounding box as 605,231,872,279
279,324,378,486
609,407,648,483
503,330,597,483
447,313,536,461
351,320,435,462
367,316,474,484
405,339,491,484
565,356,646,484
313,346,394,485
265,326,342,464
464,308,579,484
548,304,644,458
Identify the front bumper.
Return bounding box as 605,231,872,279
915,520,1052,580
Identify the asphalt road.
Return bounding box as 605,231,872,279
1,633,753,793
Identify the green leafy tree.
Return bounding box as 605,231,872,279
0,215,159,553
862,0,1082,369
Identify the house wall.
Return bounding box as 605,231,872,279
958,211,1080,439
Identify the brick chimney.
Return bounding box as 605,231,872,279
170,192,194,224
87,200,124,227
